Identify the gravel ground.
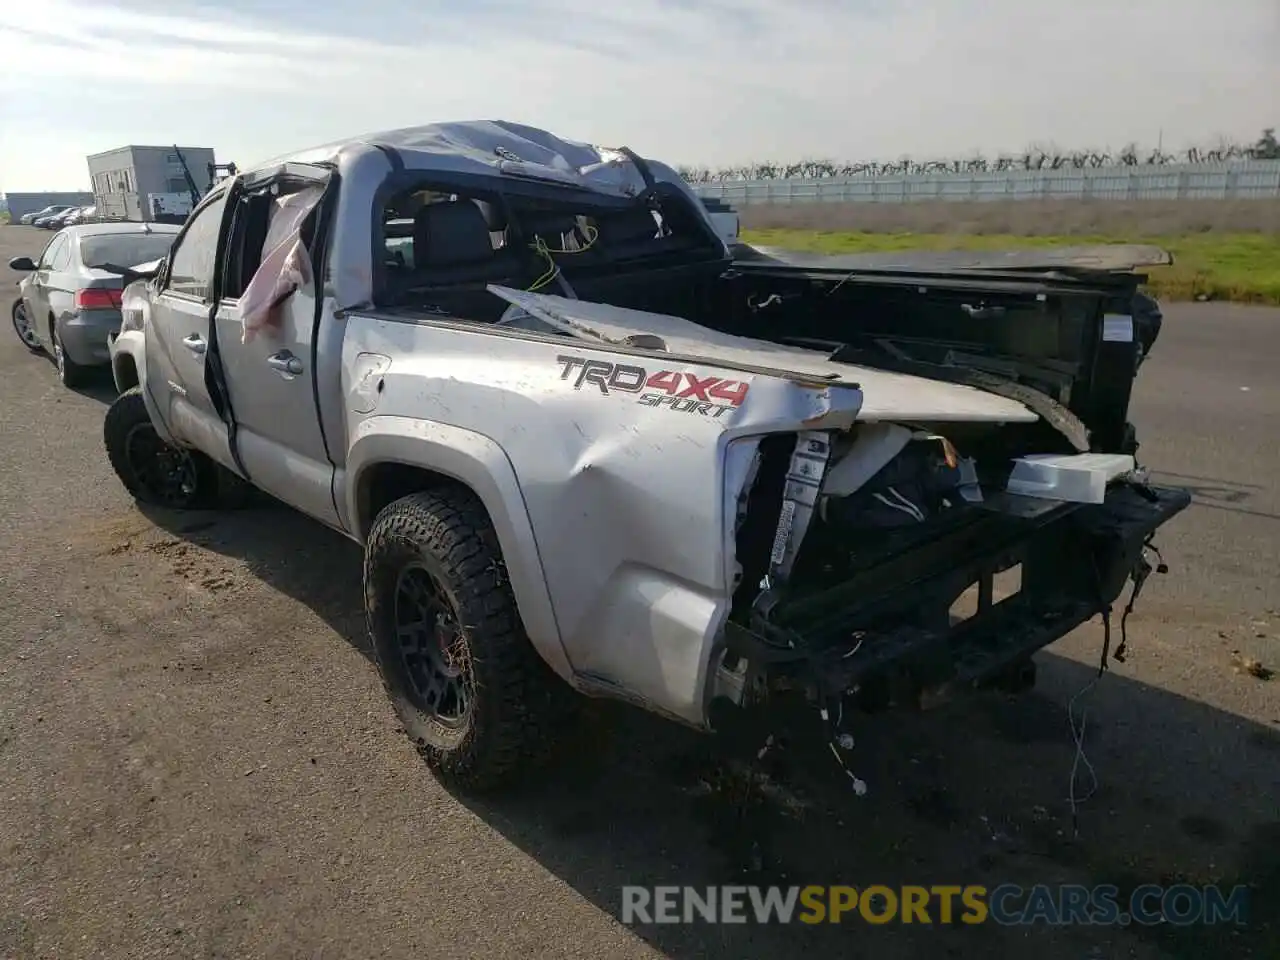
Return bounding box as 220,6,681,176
1,225,1276,959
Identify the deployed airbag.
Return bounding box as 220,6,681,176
240,184,325,343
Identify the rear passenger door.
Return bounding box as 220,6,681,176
146,188,237,472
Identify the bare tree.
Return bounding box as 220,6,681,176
673,134,1270,182
1252,128,1279,160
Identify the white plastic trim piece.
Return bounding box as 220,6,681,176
1006,453,1135,504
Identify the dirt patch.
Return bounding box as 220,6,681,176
738,199,1280,237
66,510,252,599
1230,651,1274,681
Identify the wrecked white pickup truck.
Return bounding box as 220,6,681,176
103,120,1189,792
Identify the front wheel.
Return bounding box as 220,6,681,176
364,489,576,792
103,387,222,509
11,300,42,353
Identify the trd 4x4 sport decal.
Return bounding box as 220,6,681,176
556,355,750,419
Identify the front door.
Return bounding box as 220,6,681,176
145,188,237,472
23,232,69,350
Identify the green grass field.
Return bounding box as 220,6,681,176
741,229,1280,305
2,209,1272,303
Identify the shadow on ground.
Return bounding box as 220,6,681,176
30,352,118,404
1149,468,1280,523
69,369,118,405
141,498,1279,960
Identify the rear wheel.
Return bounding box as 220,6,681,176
10,300,42,353
364,489,576,791
51,322,91,388
103,387,221,510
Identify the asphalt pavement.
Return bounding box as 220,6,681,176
1,225,1276,959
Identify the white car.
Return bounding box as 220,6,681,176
103,120,1190,793
62,205,97,226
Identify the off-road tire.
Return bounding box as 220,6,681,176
103,386,222,510
364,489,576,792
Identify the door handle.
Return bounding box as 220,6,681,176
183,333,207,355
267,350,304,377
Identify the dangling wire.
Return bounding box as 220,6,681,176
1066,555,1114,837
526,221,601,292
1066,673,1100,838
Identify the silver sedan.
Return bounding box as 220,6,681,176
9,222,180,387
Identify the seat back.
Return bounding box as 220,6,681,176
383,200,524,317
413,201,501,274
474,199,510,249
520,210,586,251
590,208,667,261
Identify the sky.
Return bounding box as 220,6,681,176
1,0,1276,191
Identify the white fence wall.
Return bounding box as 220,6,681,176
691,161,1280,205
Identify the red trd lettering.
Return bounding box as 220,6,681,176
645,371,684,394
675,373,721,401
645,369,750,407
708,380,750,406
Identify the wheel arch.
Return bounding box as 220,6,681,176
109,330,178,446
113,351,140,391
346,417,572,683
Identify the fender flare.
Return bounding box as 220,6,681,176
345,416,573,684
109,329,179,447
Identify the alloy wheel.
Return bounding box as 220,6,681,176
393,564,474,724
122,422,201,508
10,302,39,350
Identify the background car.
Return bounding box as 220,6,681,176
61,205,98,227
8,221,180,387
37,207,83,229
53,206,90,228
19,204,74,225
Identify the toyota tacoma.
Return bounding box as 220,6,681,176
102,120,1190,791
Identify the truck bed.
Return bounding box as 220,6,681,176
732,242,1173,279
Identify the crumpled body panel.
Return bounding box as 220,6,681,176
487,286,1040,424
341,308,865,725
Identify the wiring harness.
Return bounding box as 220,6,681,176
526,220,600,292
